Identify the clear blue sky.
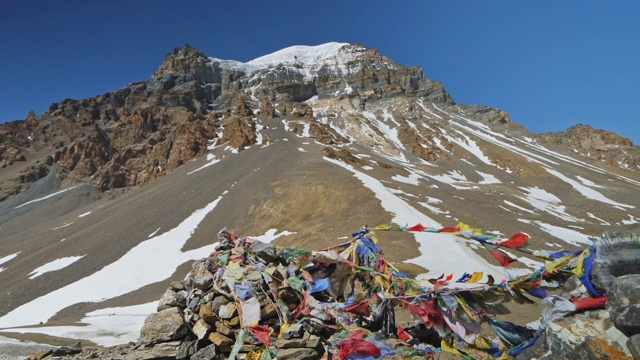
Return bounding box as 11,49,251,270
1,1,638,144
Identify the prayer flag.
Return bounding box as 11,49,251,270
500,233,530,249
489,248,518,267
469,272,484,284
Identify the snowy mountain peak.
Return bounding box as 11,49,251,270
246,42,349,68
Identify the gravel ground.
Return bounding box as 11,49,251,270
0,335,55,360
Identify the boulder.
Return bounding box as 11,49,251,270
175,339,199,360
157,289,186,311
51,342,82,356
627,334,640,360
542,309,631,359
607,274,640,336
140,307,187,344
190,344,220,360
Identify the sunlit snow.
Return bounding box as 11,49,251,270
0,252,20,273
518,219,592,246
3,302,157,347
0,195,225,329
249,229,296,244
392,172,421,185
14,186,80,209
324,157,505,283
546,168,633,209
28,256,86,279
518,187,581,222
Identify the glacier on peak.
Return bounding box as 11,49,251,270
207,42,352,78
247,42,350,68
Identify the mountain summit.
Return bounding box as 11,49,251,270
0,43,639,352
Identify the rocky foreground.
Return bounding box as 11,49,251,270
20,226,640,360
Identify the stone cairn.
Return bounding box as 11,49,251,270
26,228,640,360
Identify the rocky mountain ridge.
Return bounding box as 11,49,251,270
1,43,637,204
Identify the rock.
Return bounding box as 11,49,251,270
218,302,237,319
52,342,82,356
628,334,640,360
227,316,240,327
208,332,234,347
193,319,212,340
140,307,187,344
283,323,305,339
199,304,217,324
607,274,640,336
306,334,322,349
276,347,320,360
157,289,187,311
260,303,277,319
191,261,214,290
276,330,310,348
187,296,202,312
175,339,199,360
249,240,279,263
170,281,187,291
27,350,53,360
215,321,235,337
190,344,218,360
209,296,230,314
125,341,180,360
542,309,631,359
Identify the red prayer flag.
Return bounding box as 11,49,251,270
500,232,530,249
247,325,273,346
397,326,412,342
573,296,608,311
340,338,381,359
489,248,518,267
407,223,427,232
345,300,371,317
439,226,461,233
403,298,446,328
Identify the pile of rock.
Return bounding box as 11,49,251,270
25,229,640,360
135,229,329,360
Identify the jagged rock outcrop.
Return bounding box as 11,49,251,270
543,124,640,169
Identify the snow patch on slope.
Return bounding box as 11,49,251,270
0,195,225,329
324,157,505,283
28,256,85,279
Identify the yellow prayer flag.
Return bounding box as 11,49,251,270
497,352,515,360
441,339,463,356
372,224,391,231
572,249,588,277
468,271,484,284
545,255,573,274
457,222,471,232
474,336,492,350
